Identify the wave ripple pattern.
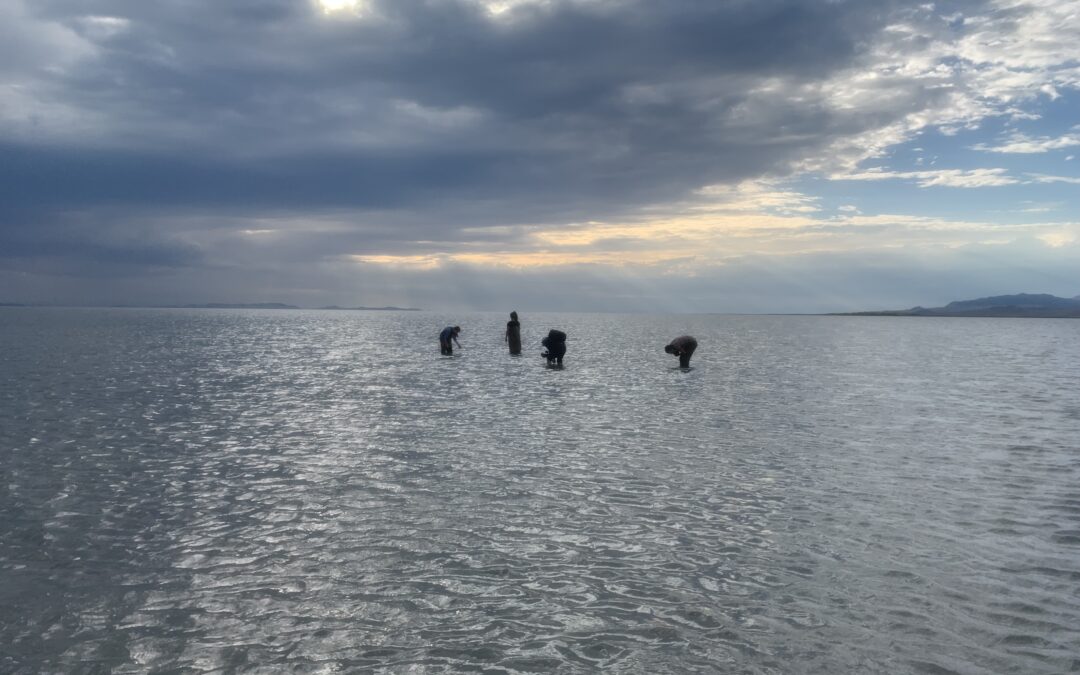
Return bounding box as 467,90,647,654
1,309,1079,673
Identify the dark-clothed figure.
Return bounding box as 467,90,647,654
541,329,567,366
439,326,461,355
665,335,698,368
506,311,522,355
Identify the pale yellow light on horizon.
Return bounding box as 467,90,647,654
351,254,442,268
349,250,696,269
451,250,694,267
529,212,821,248
341,178,1077,273
1039,232,1077,248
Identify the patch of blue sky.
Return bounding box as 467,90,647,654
797,91,1080,224
795,171,1077,226
1011,88,1080,139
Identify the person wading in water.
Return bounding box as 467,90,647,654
542,329,567,367
665,335,698,368
505,311,522,355
439,326,461,355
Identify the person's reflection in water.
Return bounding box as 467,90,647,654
665,335,697,368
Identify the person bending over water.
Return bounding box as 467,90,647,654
506,311,522,355
665,335,697,368
542,329,567,366
439,326,461,355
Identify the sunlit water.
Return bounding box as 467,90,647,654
1,308,1078,673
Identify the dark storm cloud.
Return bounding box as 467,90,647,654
0,206,202,278
5,0,1052,307
373,0,867,111
0,142,502,210
5,0,906,216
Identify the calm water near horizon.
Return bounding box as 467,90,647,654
1,308,1078,673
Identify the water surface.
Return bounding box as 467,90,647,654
1,309,1078,673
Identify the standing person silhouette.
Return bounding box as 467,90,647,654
505,311,522,355
665,335,697,368
439,326,461,355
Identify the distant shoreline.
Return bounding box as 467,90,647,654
831,293,1080,319
829,311,1080,319
3,306,1078,318
0,303,423,311
5,292,1080,318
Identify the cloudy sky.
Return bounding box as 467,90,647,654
2,0,1078,311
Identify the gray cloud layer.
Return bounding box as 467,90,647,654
2,0,1077,309
6,1,892,206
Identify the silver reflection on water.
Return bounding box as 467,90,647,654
1,308,1079,673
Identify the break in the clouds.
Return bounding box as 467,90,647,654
1,0,1078,311
973,130,1080,154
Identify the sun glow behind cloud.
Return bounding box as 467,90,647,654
350,254,443,269
477,0,556,17
315,0,366,15
342,176,1077,274
317,0,552,19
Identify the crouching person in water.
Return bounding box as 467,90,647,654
665,335,698,368
541,329,567,366
439,325,461,355
506,311,522,355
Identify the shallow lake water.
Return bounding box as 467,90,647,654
1,308,1078,673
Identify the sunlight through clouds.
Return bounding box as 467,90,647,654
476,0,555,18
350,254,442,269
345,206,1074,273
693,182,823,215
315,0,367,15
1038,230,1078,248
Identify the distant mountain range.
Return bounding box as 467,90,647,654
839,293,1080,318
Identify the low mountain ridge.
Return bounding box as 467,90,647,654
841,293,1080,318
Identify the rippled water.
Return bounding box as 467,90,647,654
1,308,1078,673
